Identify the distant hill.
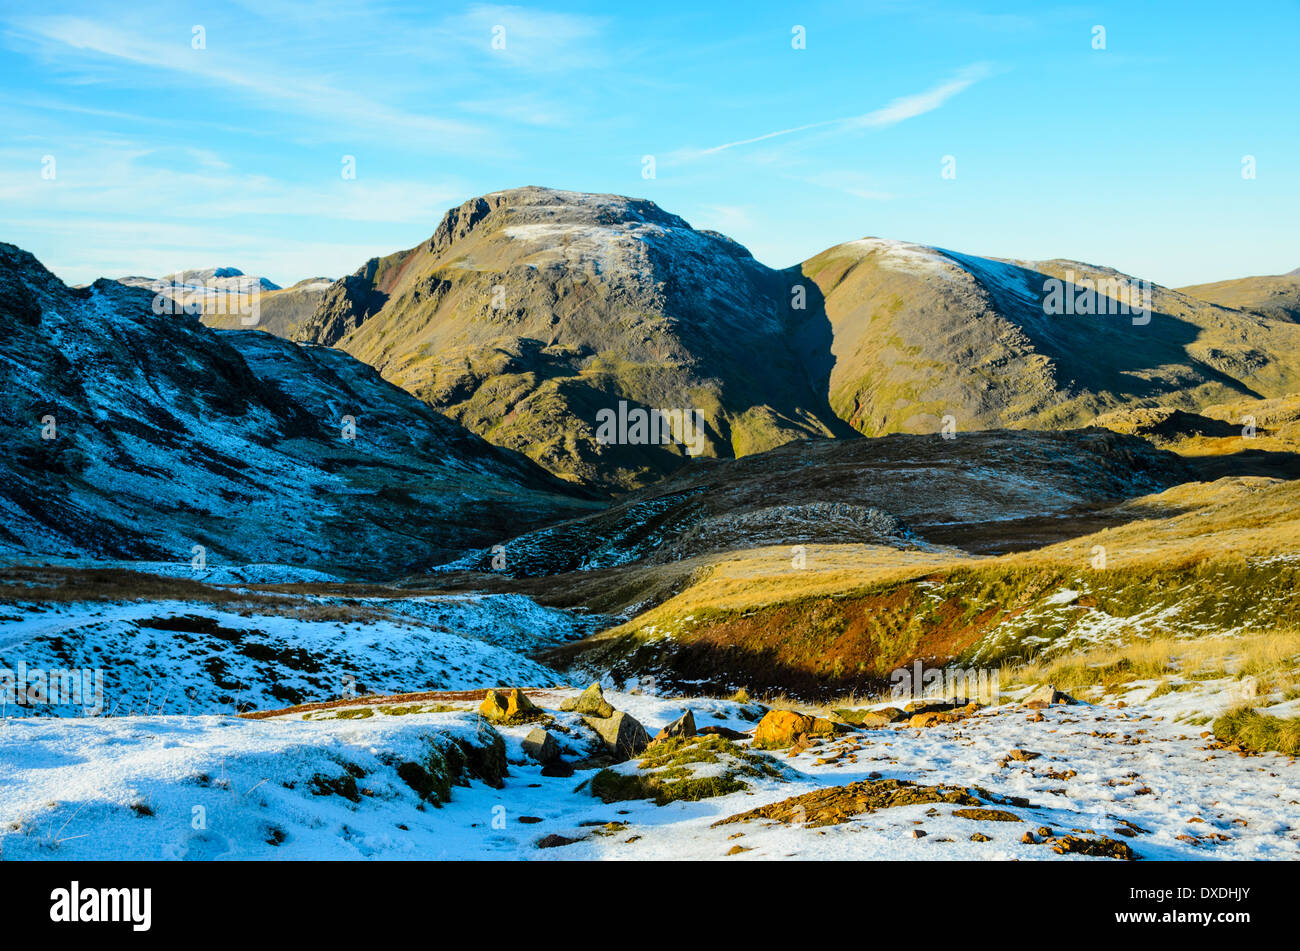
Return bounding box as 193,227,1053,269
1177,271,1300,323
116,270,331,337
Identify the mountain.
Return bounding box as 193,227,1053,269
202,276,334,336
0,243,591,577
291,186,852,491
117,270,332,337
796,239,1300,436
1177,270,1300,323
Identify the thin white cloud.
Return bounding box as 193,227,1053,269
445,3,609,71
684,63,995,158
13,15,489,149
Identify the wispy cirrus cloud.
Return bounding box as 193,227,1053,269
442,3,610,71
11,14,491,149
674,63,996,161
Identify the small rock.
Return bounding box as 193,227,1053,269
970,832,992,842
536,834,579,849
518,816,543,824
1021,831,1038,844
653,710,697,742
752,710,838,749
1023,684,1079,707
1052,835,1139,860
911,829,928,839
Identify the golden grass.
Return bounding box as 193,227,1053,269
1000,630,1300,693
1213,705,1300,757
598,478,1300,642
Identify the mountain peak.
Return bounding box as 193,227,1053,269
425,185,698,256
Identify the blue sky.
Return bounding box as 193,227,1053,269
2,0,1297,287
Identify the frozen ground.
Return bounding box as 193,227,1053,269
2,682,1296,861
0,593,589,715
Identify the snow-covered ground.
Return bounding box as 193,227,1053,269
3,684,1296,860
0,593,590,716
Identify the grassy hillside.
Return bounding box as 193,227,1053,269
550,477,1300,698
797,240,1300,437
1178,271,1300,323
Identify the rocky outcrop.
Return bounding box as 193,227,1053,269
713,778,980,828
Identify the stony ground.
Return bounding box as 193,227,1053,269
3,680,1296,861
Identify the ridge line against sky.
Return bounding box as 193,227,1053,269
0,0,1296,288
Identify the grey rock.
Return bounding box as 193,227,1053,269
583,711,650,760
522,728,560,764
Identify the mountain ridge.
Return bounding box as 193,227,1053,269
0,242,591,576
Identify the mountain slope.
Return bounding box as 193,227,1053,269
0,243,591,577
797,239,1300,436
1177,270,1300,323
292,187,852,491
441,428,1193,576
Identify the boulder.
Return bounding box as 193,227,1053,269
1022,684,1078,707
560,682,616,718
830,707,902,728
903,700,956,715
583,711,651,760
909,711,960,728
697,725,750,740
522,728,560,764
479,688,543,724
751,710,837,749
653,710,696,742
